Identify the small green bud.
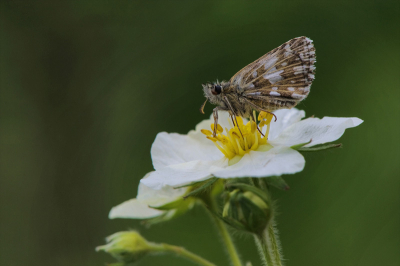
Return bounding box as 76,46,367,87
222,186,272,235
96,231,153,264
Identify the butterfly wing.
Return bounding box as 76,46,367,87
230,36,316,111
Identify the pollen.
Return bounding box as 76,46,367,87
202,111,274,164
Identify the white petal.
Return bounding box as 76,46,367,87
268,108,306,140
136,176,188,206
270,116,363,147
151,112,248,170
109,198,164,219
109,173,188,219
210,147,305,178
151,132,220,170
142,158,228,189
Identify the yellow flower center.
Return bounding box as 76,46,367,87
201,111,274,165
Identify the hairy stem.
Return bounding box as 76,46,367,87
254,222,283,266
255,229,274,266
268,221,283,266
253,179,284,266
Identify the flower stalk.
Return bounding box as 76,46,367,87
96,231,216,266
201,193,243,266
152,243,216,266
246,178,283,266
268,222,283,266
254,221,283,266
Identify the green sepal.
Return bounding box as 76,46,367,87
220,185,272,235
172,176,215,189
183,177,218,199
237,192,272,234
225,183,270,203
220,216,250,233
220,196,271,235
209,201,250,233
290,139,312,150
143,198,196,226
150,178,220,210
299,143,342,152
265,176,290,190
149,197,185,211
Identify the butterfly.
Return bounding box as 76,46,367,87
200,36,316,136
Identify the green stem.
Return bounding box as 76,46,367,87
253,180,283,266
202,195,242,266
255,229,273,266
153,243,216,266
268,221,283,266
254,223,283,266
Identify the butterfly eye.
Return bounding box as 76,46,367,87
212,85,222,95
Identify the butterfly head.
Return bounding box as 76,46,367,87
202,81,226,105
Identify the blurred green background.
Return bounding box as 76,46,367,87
1,1,399,266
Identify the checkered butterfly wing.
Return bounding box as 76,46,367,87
230,36,316,111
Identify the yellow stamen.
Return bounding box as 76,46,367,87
265,112,273,124
201,129,213,136
250,121,256,133
258,111,267,121
206,136,218,142
213,142,230,158
236,116,244,127
202,112,275,164
251,128,259,150
211,123,223,134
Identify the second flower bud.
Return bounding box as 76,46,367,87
222,183,272,235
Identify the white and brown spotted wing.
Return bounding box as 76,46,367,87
230,36,316,112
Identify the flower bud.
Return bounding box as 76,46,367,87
222,185,272,235
96,231,153,264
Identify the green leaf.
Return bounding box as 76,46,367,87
143,199,196,226
290,139,312,150
265,176,290,190
299,143,342,152
149,197,185,211
172,176,214,189
183,177,218,199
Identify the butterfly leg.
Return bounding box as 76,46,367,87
232,114,244,138
230,114,236,126
223,96,244,138
252,111,265,137
212,107,219,137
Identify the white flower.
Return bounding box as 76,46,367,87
140,108,363,190
109,173,190,220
